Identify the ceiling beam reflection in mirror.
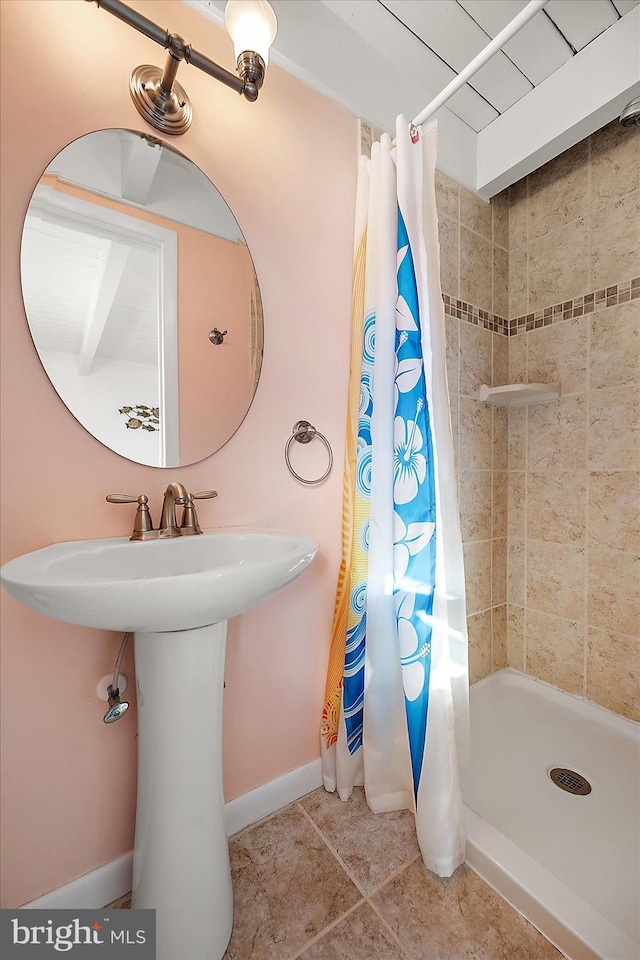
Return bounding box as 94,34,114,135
86,0,278,135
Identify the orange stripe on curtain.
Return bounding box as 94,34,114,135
321,227,368,750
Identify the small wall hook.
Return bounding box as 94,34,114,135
209,328,228,345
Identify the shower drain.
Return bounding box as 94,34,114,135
549,767,592,796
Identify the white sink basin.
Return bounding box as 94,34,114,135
0,529,318,633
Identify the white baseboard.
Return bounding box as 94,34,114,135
21,852,134,911
21,758,323,910
223,757,323,837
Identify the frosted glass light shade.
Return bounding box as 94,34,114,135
225,1,278,67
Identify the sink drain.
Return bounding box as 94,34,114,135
549,767,592,796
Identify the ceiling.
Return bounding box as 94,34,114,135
187,0,640,195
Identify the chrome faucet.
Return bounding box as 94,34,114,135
107,485,218,540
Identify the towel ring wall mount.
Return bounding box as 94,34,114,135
285,421,333,485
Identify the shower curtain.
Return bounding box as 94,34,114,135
321,117,469,877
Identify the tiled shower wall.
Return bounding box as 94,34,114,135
434,174,510,684
505,120,639,722
361,121,638,721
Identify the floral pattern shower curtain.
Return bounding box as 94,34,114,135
321,118,469,877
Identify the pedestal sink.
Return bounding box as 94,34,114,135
1,529,318,960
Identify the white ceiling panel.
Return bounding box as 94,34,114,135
189,0,640,196
322,0,498,130
458,0,573,85
381,0,533,112
545,0,619,51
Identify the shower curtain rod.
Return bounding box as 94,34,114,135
409,0,549,129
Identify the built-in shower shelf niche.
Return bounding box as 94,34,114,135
479,383,562,407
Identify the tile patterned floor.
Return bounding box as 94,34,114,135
106,787,563,959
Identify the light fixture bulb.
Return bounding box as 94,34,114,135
225,0,277,68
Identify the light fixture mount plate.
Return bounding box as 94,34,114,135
130,65,193,136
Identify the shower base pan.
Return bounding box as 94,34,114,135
463,669,639,960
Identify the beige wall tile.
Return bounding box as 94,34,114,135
508,539,525,605
508,471,526,538
589,470,640,553
508,405,527,469
492,538,507,606
589,301,640,389
509,246,528,317
527,540,585,621
586,627,640,722
508,336,527,384
527,318,587,395
526,609,584,694
460,227,492,312
528,396,587,473
527,140,589,241
459,398,493,471
507,605,525,671
493,407,508,472
590,191,640,290
588,385,640,471
588,546,640,637
468,608,492,683
463,540,492,614
590,120,640,210
449,391,459,454
460,189,492,240
460,323,492,397
492,334,508,387
509,179,528,251
460,470,493,542
439,216,459,299
360,121,374,159
528,218,589,312
493,471,508,539
445,315,459,396
493,246,509,318
435,169,459,222
527,470,587,544
492,190,509,251
492,605,508,671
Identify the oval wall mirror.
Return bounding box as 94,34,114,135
20,129,263,467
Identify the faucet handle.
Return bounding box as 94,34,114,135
180,491,218,535
106,493,154,541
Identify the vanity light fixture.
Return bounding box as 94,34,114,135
85,0,277,136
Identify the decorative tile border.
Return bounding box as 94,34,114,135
508,277,639,336
442,294,508,335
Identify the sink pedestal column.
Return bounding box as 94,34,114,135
132,622,232,960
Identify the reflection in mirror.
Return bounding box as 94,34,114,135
20,129,263,467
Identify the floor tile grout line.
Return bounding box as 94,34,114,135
364,852,423,898
286,898,366,960
297,803,424,903
364,894,418,960
296,803,370,900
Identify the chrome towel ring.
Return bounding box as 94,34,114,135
285,420,333,485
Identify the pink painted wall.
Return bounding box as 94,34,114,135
0,0,356,908
178,236,254,465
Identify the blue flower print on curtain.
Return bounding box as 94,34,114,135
393,210,436,796
343,311,375,755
